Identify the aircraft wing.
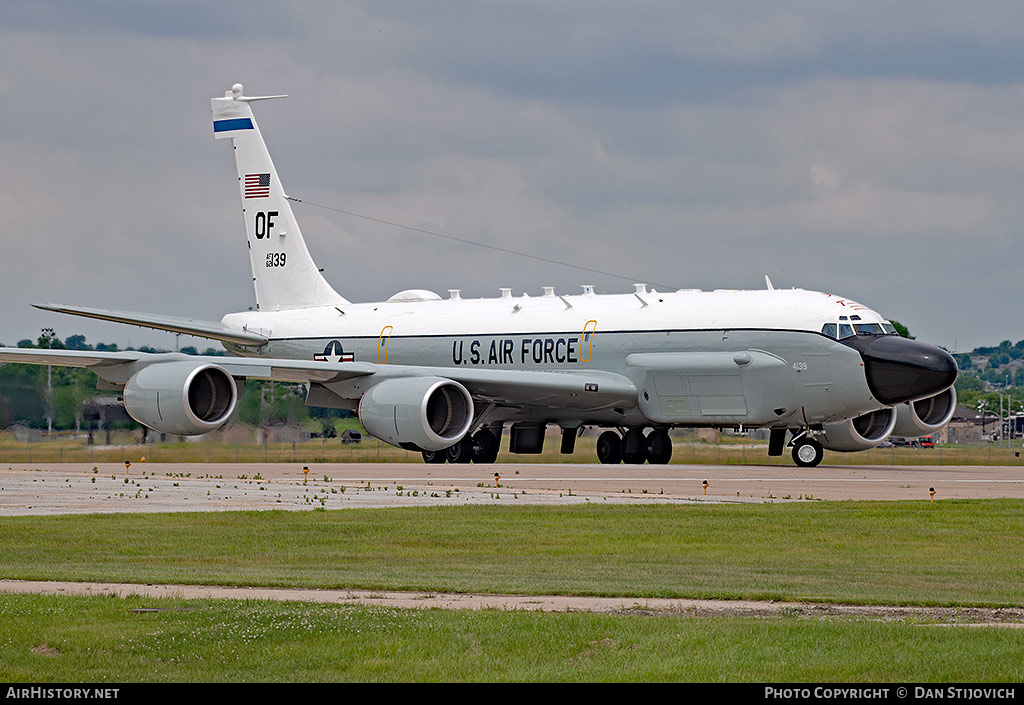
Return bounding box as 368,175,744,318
0,348,636,411
32,303,269,347
324,364,637,411
0,347,145,368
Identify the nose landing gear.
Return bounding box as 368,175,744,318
790,435,824,468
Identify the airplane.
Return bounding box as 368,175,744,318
0,83,958,468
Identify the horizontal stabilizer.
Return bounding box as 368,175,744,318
33,304,269,347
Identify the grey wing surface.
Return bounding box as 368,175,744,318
0,348,636,410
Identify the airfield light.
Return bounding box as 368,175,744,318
494,472,500,485
124,460,131,476
703,480,709,497
303,465,309,482
929,487,935,503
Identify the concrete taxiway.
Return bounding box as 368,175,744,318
1,462,1022,516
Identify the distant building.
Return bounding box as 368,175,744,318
80,395,132,429
11,424,43,443
943,403,995,444
260,424,311,444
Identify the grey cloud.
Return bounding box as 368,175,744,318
0,1,1022,352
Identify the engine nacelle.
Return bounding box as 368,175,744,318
819,407,897,452
892,387,956,438
359,376,474,451
123,362,238,436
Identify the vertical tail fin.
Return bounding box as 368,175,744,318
212,83,348,310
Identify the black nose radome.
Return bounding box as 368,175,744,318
842,335,958,406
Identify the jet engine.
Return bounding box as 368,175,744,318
819,407,897,452
123,361,238,435
358,376,474,451
891,387,956,438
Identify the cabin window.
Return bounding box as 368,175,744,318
821,323,838,339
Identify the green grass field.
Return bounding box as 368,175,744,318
3,501,1023,681
1,501,1022,607
1,593,1022,682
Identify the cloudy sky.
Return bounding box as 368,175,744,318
1,0,1022,352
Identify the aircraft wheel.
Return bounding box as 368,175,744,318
421,449,447,464
445,438,475,464
792,438,824,468
596,431,622,464
622,428,648,465
471,429,500,464
646,429,673,465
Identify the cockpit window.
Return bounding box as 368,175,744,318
825,320,897,339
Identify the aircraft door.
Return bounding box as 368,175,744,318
581,320,597,363
797,344,842,421
377,326,393,364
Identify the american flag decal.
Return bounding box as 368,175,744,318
244,173,271,199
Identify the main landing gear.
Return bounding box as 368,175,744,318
421,428,500,464
596,428,673,465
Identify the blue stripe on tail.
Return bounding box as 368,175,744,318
213,118,254,133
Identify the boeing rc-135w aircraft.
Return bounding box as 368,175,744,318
0,84,958,468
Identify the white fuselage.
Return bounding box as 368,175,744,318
221,287,890,429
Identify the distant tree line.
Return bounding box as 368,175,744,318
0,331,351,432
952,339,1024,412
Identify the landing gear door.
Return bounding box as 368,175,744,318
797,342,840,421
